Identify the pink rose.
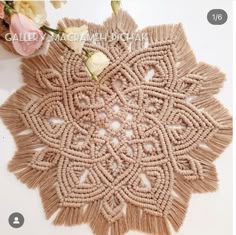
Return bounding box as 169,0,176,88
0,3,4,19
10,13,44,56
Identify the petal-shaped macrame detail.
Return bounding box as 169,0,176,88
175,62,225,96
172,155,203,180
30,148,60,171
121,162,174,217
36,68,64,91
166,99,218,155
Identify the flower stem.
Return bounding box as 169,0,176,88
3,1,16,15
82,48,93,58
41,25,63,35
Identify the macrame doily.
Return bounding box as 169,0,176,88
0,12,232,235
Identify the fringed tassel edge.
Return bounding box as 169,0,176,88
21,41,65,88
191,62,226,96
192,95,232,155
142,23,197,78
51,200,190,235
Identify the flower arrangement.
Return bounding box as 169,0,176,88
0,0,121,80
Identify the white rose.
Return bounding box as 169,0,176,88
86,52,110,77
64,25,88,54
50,0,67,9
14,1,47,26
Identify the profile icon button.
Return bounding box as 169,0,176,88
8,212,24,228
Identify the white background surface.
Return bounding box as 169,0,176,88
0,0,233,235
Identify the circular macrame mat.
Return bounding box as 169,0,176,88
0,11,232,235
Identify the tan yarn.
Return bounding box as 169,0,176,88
0,11,232,235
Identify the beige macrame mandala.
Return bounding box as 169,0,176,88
0,12,232,235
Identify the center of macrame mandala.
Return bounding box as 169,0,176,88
1,11,231,235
